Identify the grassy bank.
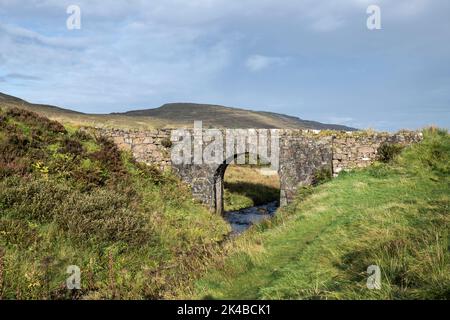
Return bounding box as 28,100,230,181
1,106,448,300
192,128,450,299
0,107,229,299
224,165,280,211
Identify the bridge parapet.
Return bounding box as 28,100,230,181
88,126,422,212
330,130,422,174
82,127,172,170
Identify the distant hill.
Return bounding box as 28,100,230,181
0,92,357,130
114,102,357,130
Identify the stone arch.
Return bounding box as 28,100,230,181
212,163,227,215
212,152,280,215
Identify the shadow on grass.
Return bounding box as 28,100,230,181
224,181,280,207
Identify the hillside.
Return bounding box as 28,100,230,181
192,128,450,300
0,92,83,116
0,106,229,299
0,92,356,130
115,102,356,130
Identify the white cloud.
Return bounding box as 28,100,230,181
0,0,448,131
245,55,288,72
0,23,89,49
0,15,235,111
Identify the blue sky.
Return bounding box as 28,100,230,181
0,0,449,131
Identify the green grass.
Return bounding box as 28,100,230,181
192,128,450,299
0,107,230,299
1,105,448,300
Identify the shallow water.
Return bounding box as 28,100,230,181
223,201,279,234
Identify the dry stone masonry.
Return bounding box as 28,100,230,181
90,127,422,214
331,130,422,174
84,128,172,170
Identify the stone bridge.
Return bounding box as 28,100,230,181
89,127,422,214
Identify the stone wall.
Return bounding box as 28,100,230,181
331,131,423,175
89,127,423,213
82,127,172,169
279,132,333,205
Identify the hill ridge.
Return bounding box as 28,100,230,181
0,91,357,130
113,102,357,130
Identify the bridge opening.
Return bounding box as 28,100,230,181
213,154,280,232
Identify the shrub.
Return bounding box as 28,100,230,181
313,167,332,185
72,129,91,141
160,137,172,148
59,138,84,156
0,158,29,177
0,218,40,248
6,107,66,134
0,133,29,162
0,177,71,222
0,132,33,176
91,137,125,175
31,128,44,142
135,162,166,185
0,176,152,245
72,159,108,189
377,143,404,163
54,189,152,245
7,133,31,150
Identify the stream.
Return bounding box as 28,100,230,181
223,201,279,234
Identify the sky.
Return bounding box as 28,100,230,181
0,0,449,131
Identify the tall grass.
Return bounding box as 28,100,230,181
0,107,230,299
192,128,450,300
